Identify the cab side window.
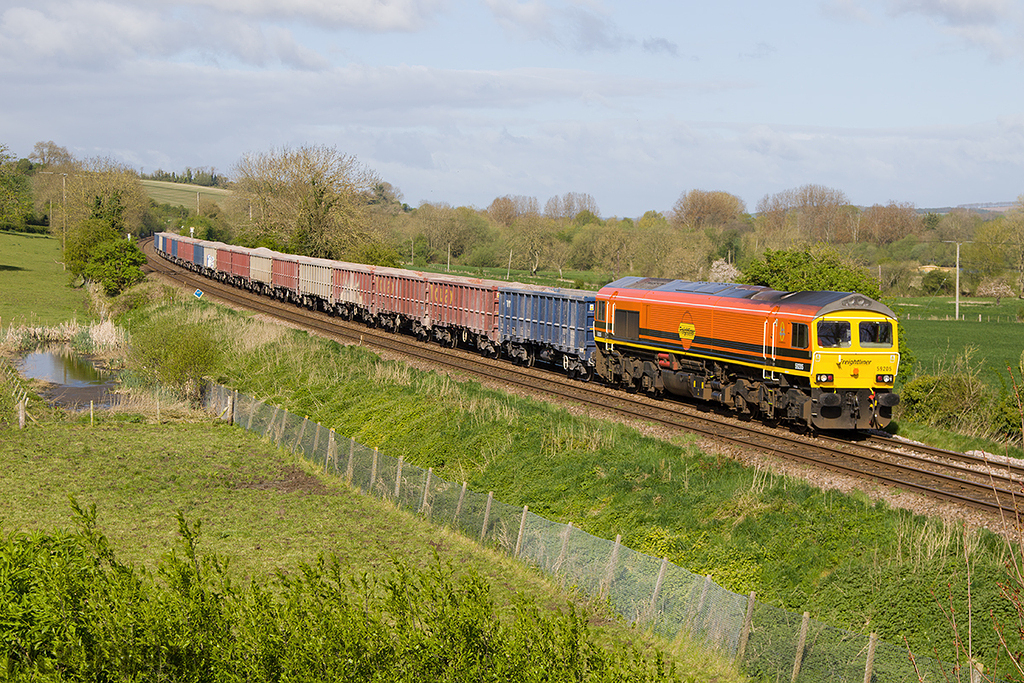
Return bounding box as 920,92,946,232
791,323,809,349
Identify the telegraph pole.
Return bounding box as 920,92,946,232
942,241,972,320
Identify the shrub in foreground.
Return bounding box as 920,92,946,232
0,505,679,682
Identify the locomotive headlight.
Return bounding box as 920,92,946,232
816,373,834,383
876,374,894,384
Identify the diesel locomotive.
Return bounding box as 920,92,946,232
155,233,899,431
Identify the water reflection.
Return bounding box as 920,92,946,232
16,347,120,408
18,349,108,386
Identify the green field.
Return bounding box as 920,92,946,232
894,296,1024,383
141,179,232,209
0,231,92,328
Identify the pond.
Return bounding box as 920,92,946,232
16,348,120,408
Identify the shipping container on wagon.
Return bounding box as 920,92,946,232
228,246,251,280
332,262,374,311
271,254,300,295
169,234,179,258
178,239,193,264
424,272,502,338
250,248,273,285
216,243,233,275
372,267,428,321
193,243,204,268
499,287,596,360
296,255,333,302
202,243,220,270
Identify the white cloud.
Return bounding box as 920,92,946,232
179,0,445,31
887,0,1024,58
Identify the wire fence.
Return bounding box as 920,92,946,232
204,382,995,683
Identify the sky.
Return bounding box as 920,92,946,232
2,0,1023,218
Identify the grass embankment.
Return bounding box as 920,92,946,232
0,419,707,681
0,231,91,327
116,289,1023,679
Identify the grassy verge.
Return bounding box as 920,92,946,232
0,343,771,678
1,418,727,681
114,288,1023,679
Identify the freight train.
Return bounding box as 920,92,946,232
155,233,900,430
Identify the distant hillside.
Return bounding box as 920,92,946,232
141,180,232,210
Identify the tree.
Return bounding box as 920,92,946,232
32,154,148,242
859,201,921,245
0,143,32,231
544,192,599,222
1005,195,1024,294
754,184,852,244
29,141,74,167
672,190,745,230
739,245,881,299
232,145,379,259
84,239,146,295
488,194,539,228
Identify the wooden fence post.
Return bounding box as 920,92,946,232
394,455,404,500
479,491,493,543
454,481,467,524
514,505,528,558
554,522,573,575
420,467,433,515
292,416,308,454
735,592,756,665
791,611,810,683
264,406,279,438
645,558,669,623
370,447,378,492
863,632,877,683
325,429,335,474
346,438,354,484
601,535,622,599
246,397,257,431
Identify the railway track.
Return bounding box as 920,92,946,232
142,238,1024,522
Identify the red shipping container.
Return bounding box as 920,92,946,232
373,268,427,321
425,273,501,338
271,255,300,294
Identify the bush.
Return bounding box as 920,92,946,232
0,508,680,682
128,312,222,403
921,270,954,295
83,239,146,296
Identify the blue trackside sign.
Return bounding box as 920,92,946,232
194,289,203,299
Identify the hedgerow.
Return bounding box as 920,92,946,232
0,504,680,682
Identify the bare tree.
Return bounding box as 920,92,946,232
672,189,745,230
488,194,539,229
859,201,921,245
33,154,148,240
792,184,849,243
232,145,379,258
1004,195,1024,294
29,141,74,167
